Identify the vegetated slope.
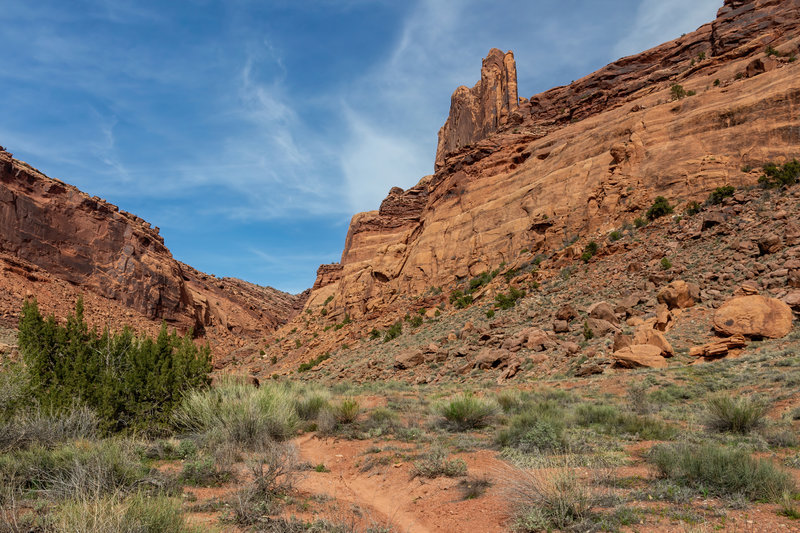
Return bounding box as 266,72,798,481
0,149,307,358
261,0,800,380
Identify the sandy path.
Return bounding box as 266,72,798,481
293,434,511,533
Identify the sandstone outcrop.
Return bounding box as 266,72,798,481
435,49,519,170
713,295,793,338
612,345,668,369
689,334,747,358
308,0,800,322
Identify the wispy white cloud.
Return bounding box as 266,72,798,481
613,0,721,59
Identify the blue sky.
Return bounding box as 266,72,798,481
1,0,721,293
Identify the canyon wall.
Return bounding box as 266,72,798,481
309,0,800,320
0,150,305,353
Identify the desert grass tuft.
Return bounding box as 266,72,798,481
705,393,768,434
53,491,193,533
411,447,467,479
436,393,499,431
173,377,299,447
508,457,596,532
648,442,795,501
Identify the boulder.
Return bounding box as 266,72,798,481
612,333,633,352
524,328,557,351
657,280,700,310
473,348,511,369
575,363,604,377
562,341,581,355
585,318,620,337
588,301,618,324
654,304,674,332
782,291,800,310
713,295,793,338
632,326,674,357
553,319,570,333
394,349,425,370
555,304,578,321
612,344,668,369
757,233,782,255
701,212,726,230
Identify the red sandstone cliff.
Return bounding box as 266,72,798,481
308,0,800,322
0,149,306,355
435,48,519,170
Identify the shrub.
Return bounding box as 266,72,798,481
486,309,495,319
608,230,622,242
633,217,646,228
660,257,672,270
707,185,735,205
179,455,232,486
54,493,190,533
497,406,566,453
173,378,299,447
294,388,331,421
298,352,330,373
411,448,467,479
407,314,423,328
18,298,211,433
369,328,380,340
648,442,795,501
226,442,298,526
383,321,403,342
705,393,768,434
646,196,673,220
759,160,800,188
582,322,594,341
685,201,702,215
0,406,98,452
333,398,360,424
0,440,149,500
449,290,473,310
574,403,675,440
495,287,526,310
670,84,687,100
437,394,498,431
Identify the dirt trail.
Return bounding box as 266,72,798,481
293,434,511,533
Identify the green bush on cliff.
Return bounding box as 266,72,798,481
17,298,211,433
646,196,673,221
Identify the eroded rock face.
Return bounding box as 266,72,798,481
435,48,519,169
0,150,305,351
306,0,800,322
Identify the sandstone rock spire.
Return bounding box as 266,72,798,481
435,48,519,169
